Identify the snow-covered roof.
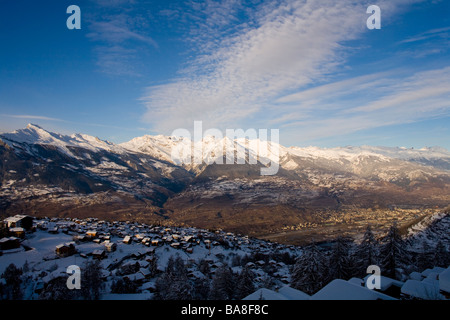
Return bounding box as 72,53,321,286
277,286,310,300
401,280,443,300
348,277,364,286
4,215,30,222
422,267,446,278
101,293,153,300
362,275,404,291
409,271,423,281
0,237,20,243
243,288,288,300
439,266,450,294
311,279,397,300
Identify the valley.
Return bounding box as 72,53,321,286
1,124,449,246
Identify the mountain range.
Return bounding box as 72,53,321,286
1,124,449,240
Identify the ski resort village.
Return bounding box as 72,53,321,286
0,212,449,300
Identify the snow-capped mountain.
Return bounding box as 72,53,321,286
120,130,450,182
1,124,450,238
1,124,127,157
120,135,281,173
0,124,192,223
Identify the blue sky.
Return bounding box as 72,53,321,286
0,0,449,149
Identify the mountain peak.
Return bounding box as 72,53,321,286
26,123,44,130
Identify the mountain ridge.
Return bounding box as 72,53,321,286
3,123,449,172
1,124,449,242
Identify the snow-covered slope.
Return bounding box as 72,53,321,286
3,124,449,174
0,124,127,158
286,145,450,169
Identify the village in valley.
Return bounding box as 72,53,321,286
0,212,449,300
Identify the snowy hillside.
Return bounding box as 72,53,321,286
0,124,127,158
0,216,298,300
0,214,448,300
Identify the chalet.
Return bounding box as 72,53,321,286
3,215,33,230
132,251,145,259
170,242,181,249
124,272,145,283
0,237,21,250
141,281,156,293
311,279,396,300
86,230,98,238
73,235,87,242
92,249,106,260
105,242,117,252
362,275,404,298
135,234,145,242
9,227,25,239
144,250,156,260
55,242,76,257
48,227,59,234
139,268,151,279
401,279,443,300
151,239,160,246
142,237,151,246
172,234,180,241
123,236,132,244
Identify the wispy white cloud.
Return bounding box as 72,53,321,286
86,3,158,76
276,66,450,143
398,26,450,44
140,0,448,146
0,114,64,121
141,0,375,133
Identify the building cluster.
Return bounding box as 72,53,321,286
0,214,33,251
29,217,262,259
282,208,432,234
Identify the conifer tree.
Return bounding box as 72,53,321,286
290,243,328,295
355,225,379,277
235,266,255,300
379,224,409,280
415,241,434,271
328,237,355,280
1,263,23,300
154,255,193,300
81,260,104,300
434,240,450,268
209,264,235,300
